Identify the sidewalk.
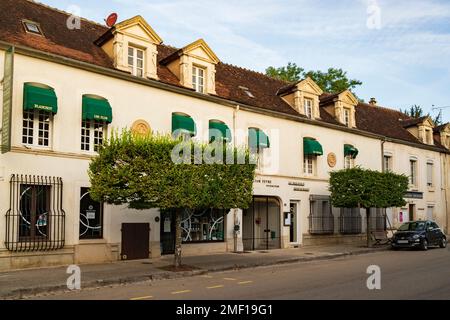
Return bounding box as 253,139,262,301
0,244,388,299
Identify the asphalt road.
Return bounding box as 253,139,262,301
32,247,450,300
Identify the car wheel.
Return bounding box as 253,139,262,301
439,238,447,249
421,238,429,251
391,245,398,251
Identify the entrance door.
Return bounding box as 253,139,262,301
121,223,150,260
243,196,281,251
160,210,176,255
409,204,415,222
289,202,298,243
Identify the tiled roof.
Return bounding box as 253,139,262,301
400,116,429,128
1,0,448,152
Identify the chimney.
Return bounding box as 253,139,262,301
369,97,377,106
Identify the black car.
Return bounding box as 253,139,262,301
391,220,447,250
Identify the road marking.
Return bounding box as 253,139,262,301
238,281,253,285
207,285,224,289
224,278,237,281
171,290,192,295
201,275,213,278
130,295,153,300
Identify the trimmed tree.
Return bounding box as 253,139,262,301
329,167,409,247
88,131,256,267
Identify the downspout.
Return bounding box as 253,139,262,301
233,104,240,252
442,153,449,235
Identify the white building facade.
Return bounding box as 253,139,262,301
0,1,448,270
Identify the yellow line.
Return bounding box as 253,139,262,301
224,278,237,281
130,296,153,300
201,275,213,278
171,290,192,295
207,285,224,289
238,281,253,285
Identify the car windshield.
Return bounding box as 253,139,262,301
398,222,426,231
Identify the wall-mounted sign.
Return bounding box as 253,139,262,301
404,191,423,199
86,210,96,219
1,47,14,154
327,152,337,168
131,120,151,136
294,187,310,192
288,182,305,187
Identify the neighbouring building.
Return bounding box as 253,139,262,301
0,0,448,270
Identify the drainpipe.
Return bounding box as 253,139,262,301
381,137,387,172
233,104,240,252
442,153,449,234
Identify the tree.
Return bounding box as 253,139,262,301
329,168,409,247
305,68,362,94
265,63,362,95
399,105,443,125
88,131,256,267
265,62,304,83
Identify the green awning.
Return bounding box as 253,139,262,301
209,121,232,142
248,128,270,149
344,144,359,158
82,96,113,123
172,113,196,136
303,138,323,156
23,83,58,113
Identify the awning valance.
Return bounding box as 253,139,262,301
82,95,113,123
344,144,359,158
23,83,58,113
209,121,232,142
172,113,196,136
248,128,270,149
303,138,323,156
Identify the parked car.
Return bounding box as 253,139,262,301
391,220,447,251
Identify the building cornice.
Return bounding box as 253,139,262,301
1,41,448,155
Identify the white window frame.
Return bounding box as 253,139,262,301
343,108,351,127
344,155,355,169
22,110,53,148
304,99,313,119
303,155,315,176
128,46,145,78
383,154,392,172
192,65,205,93
81,120,107,153
409,158,418,187
426,161,434,187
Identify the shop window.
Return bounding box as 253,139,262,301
5,175,65,252
181,208,225,243
79,187,103,240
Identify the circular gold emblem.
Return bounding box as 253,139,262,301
131,120,151,136
327,152,337,168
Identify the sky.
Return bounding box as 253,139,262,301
38,0,450,122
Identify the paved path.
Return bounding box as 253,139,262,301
31,247,450,300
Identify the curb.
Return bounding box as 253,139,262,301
1,246,388,299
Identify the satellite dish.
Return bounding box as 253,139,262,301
105,13,118,27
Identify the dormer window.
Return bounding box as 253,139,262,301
192,66,205,93
304,98,313,119
343,108,351,127
23,20,43,36
128,46,144,77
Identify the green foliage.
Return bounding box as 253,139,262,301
265,62,304,82
329,167,408,209
305,68,362,94
265,63,362,95
88,130,256,210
